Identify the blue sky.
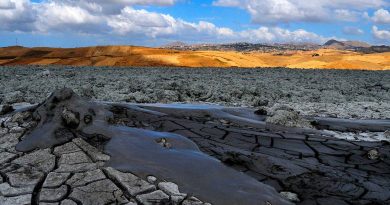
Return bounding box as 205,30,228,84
1,0,390,47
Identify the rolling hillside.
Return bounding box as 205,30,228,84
0,45,389,70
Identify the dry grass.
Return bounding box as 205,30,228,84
0,46,389,70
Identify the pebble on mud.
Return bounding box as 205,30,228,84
367,149,380,160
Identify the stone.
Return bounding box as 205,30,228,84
43,172,70,188
367,149,379,160
104,167,155,196
0,194,31,205
72,138,110,162
66,169,106,187
12,149,55,173
182,197,204,205
0,182,35,196
147,175,157,184
136,190,169,205
40,185,68,202
280,191,300,202
384,130,390,138
158,182,186,196
158,182,187,204
69,179,129,205
61,108,80,128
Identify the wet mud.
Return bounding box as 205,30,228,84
16,88,291,205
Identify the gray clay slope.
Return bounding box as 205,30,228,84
13,88,291,205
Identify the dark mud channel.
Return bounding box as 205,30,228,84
14,88,390,205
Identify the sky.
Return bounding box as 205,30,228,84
0,0,390,47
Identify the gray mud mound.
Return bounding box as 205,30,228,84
1,88,389,205
8,88,291,205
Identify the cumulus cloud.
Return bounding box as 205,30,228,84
238,27,329,43
343,27,364,35
372,26,390,40
0,0,335,44
371,9,390,24
213,0,387,24
0,0,36,32
0,0,15,9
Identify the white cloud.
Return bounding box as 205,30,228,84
238,27,329,43
372,26,390,40
0,0,15,9
213,0,387,24
334,10,359,22
35,1,103,33
371,9,390,24
0,0,36,31
343,26,364,35
0,0,336,44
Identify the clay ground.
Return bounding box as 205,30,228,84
1,66,390,120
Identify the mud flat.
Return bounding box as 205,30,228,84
0,88,389,205
1,66,390,121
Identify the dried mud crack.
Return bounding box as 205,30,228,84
0,88,389,205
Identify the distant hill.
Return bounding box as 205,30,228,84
324,39,371,49
162,42,321,52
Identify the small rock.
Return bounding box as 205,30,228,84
41,70,51,77
136,190,169,205
219,119,230,125
182,196,204,205
84,115,92,124
158,182,182,196
384,130,390,138
156,138,171,149
147,176,157,184
367,149,380,160
280,191,300,202
61,108,80,128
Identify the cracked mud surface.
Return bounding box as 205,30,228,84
0,88,389,205
1,66,390,120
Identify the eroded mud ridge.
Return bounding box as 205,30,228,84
1,88,389,205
